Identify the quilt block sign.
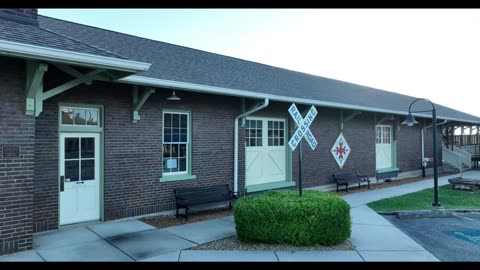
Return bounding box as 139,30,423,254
330,132,351,169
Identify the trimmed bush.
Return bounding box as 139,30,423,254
233,190,351,246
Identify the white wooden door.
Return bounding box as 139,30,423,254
59,133,100,225
245,118,287,185
376,125,392,169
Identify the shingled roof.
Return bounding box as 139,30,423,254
0,17,123,59
3,14,480,123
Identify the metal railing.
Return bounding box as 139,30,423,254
442,146,471,171
453,146,472,168
458,145,479,156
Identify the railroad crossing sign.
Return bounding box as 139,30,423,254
288,103,318,151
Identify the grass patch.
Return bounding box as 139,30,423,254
368,184,480,211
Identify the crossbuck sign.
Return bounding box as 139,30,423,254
288,103,318,151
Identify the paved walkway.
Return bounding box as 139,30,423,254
2,170,477,262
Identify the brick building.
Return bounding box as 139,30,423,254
1,9,480,254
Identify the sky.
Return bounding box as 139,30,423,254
39,9,480,126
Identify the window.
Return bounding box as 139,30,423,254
376,125,391,144
61,106,99,126
64,137,95,181
163,112,189,175
268,120,285,146
376,126,382,144
246,119,262,147
383,126,391,144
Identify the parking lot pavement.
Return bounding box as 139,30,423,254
383,212,480,262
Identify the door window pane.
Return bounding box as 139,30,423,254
81,160,95,180
376,127,382,144
65,138,79,159
81,138,95,158
245,119,263,147
64,136,97,182
267,120,285,146
65,160,79,181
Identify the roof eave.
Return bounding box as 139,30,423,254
118,75,480,125
0,39,151,73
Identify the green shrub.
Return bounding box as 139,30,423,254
233,190,351,246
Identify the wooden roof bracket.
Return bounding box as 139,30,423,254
340,109,362,131
132,85,155,123
25,60,105,117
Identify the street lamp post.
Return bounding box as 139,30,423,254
402,98,441,207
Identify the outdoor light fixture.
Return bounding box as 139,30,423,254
167,90,181,101
402,113,419,127
402,98,441,206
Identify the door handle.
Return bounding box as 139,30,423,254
60,176,64,192
76,181,85,184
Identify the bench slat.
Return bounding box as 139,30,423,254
174,184,233,220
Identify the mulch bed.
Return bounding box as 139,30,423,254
140,208,233,229
188,236,354,251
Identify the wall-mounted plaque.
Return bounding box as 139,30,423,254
2,146,20,158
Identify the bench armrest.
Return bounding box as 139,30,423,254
229,190,238,200
357,175,370,181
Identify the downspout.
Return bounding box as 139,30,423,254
422,119,448,163
234,98,269,195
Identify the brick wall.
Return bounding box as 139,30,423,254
33,66,444,232
246,104,442,188
0,57,34,254
248,104,376,188
397,122,442,171
102,88,239,220
34,67,240,227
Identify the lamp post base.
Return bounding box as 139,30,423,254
432,202,442,207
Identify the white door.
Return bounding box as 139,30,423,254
376,125,392,169
59,133,100,225
245,118,287,185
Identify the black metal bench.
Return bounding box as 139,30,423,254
333,172,371,192
174,184,234,220
376,169,399,183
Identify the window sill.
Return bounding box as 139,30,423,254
160,174,197,182
376,167,399,173
245,181,296,193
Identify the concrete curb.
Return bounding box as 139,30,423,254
377,209,480,219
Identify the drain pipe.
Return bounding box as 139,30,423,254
234,98,269,195
422,119,448,168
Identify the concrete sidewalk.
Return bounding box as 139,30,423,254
2,170,476,262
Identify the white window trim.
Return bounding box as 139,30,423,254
162,111,190,176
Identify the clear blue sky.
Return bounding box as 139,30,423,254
39,9,480,130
